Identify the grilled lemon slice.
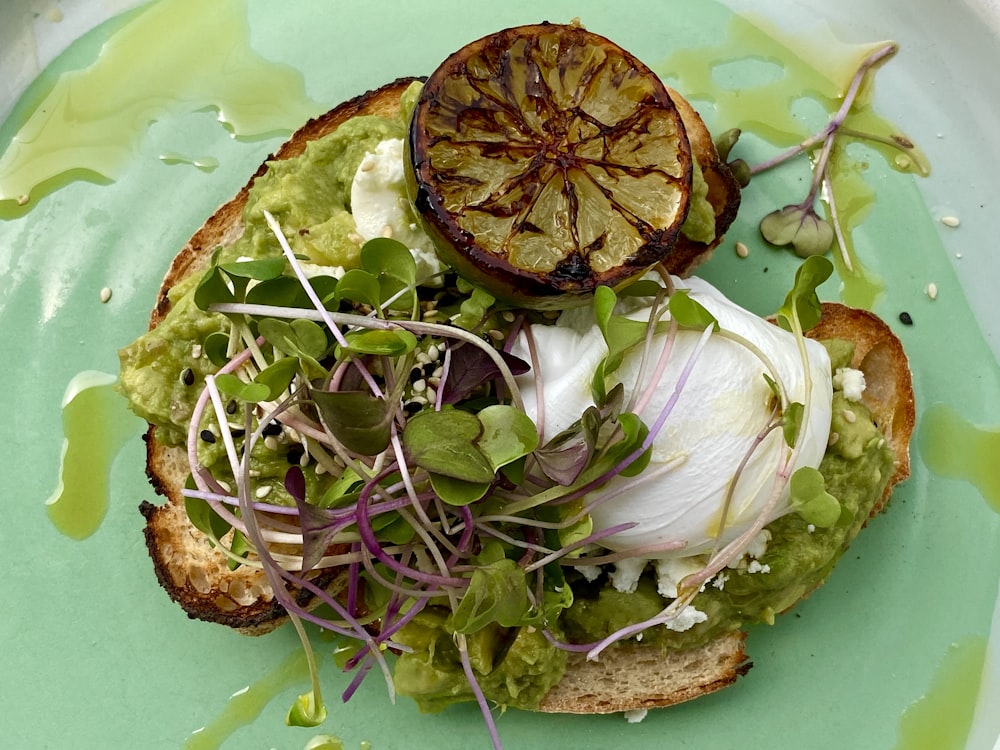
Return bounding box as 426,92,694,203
407,22,695,309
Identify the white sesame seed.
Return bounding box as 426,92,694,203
412,379,426,393
16,195,29,206
427,344,440,361
348,232,364,245
735,241,749,258
940,215,960,228
360,159,375,172
264,436,279,452
255,485,272,499
99,287,113,303
381,224,394,238
842,409,857,424
926,282,938,300
828,432,840,446
425,387,437,404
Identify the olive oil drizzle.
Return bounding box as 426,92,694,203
892,636,989,750
0,0,320,210
918,403,1000,514
45,371,142,539
183,649,312,750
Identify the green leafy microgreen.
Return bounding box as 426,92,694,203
782,401,805,448
194,265,236,311
402,409,494,484
254,356,300,400
591,285,652,404
775,255,833,333
617,278,663,298
609,412,652,478
452,286,496,331
286,690,327,727
789,466,842,527
759,204,834,258
258,318,329,379
219,256,287,281
339,328,418,357
668,288,720,331
475,404,539,472
227,528,250,571
203,330,230,366
428,473,492,506
214,373,271,403
745,43,915,275
184,495,232,541
312,390,394,456
335,268,383,313
452,556,530,634
361,237,418,313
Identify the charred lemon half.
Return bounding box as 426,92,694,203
407,22,695,309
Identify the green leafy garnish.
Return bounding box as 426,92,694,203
789,466,841,527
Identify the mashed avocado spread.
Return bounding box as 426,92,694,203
117,88,890,715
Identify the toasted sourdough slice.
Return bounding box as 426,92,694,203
538,302,915,713
139,76,743,635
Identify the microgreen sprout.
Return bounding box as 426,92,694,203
176,207,835,750
730,43,920,268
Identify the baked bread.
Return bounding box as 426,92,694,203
129,76,912,713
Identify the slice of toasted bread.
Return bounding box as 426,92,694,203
132,75,911,712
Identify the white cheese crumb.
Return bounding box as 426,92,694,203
711,572,730,590
746,529,771,560
664,605,708,632
833,367,867,402
577,565,602,582
610,557,647,594
654,557,703,599
746,560,771,574
624,708,648,724
807,524,816,533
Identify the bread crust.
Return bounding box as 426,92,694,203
132,75,911,714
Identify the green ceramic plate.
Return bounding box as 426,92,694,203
2,1,998,749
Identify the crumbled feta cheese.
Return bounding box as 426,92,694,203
807,524,816,534
654,557,704,599
624,709,648,724
610,557,647,594
711,571,729,590
833,366,867,402
746,560,771,574
746,529,771,560
664,605,708,632
350,138,445,285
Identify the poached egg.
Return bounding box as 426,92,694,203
511,275,832,560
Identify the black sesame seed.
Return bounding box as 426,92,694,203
262,421,283,437
230,429,246,439
226,399,239,414
422,362,436,377
286,444,305,465
200,429,216,444
403,401,422,415
899,311,914,326
181,367,195,386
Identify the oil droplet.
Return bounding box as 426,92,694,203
159,152,220,173
918,403,1000,513
892,636,987,750
183,649,311,750
46,370,143,539
0,0,321,206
